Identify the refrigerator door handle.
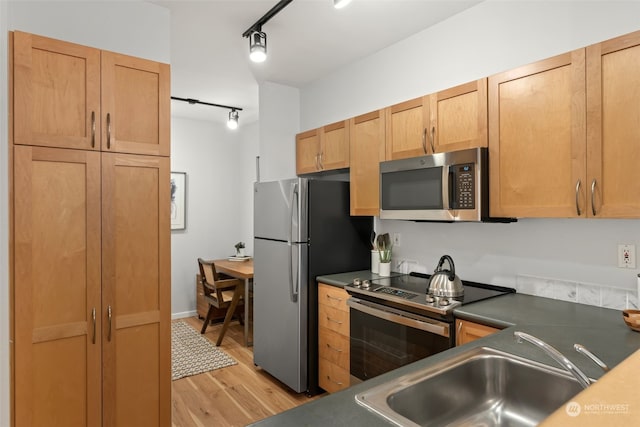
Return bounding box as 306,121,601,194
288,182,299,303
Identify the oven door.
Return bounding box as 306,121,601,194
348,297,453,384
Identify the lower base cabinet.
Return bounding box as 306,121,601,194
318,283,350,393
456,319,500,346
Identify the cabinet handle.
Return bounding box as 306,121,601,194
591,179,597,216
457,320,463,345
327,316,343,325
91,111,96,148
326,294,343,302
430,126,436,153
327,375,343,386
107,305,113,342
575,179,582,216
107,113,112,149
315,153,320,170
319,152,324,170
92,307,96,344
422,128,427,154
326,343,343,353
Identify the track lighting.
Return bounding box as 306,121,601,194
333,0,352,9
227,109,239,130
249,31,267,63
171,96,243,130
242,0,350,63
242,0,293,63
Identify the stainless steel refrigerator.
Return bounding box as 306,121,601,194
253,178,372,394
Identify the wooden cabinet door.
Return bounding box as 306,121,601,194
586,31,640,218
489,50,586,218
455,319,499,346
101,153,171,427
296,129,320,174
349,110,386,216
385,97,430,160
14,146,102,427
317,284,350,393
101,51,170,156
430,79,488,153
13,31,101,150
320,120,350,171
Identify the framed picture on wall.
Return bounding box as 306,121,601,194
171,172,186,230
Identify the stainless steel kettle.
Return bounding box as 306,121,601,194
428,255,464,297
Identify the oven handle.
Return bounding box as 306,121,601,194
347,298,450,338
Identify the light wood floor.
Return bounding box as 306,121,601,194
172,316,324,427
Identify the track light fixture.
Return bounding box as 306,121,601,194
227,109,239,129
242,0,293,63
249,30,267,63
242,0,351,62
171,96,243,130
333,0,352,9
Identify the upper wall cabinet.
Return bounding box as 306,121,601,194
296,120,350,175
13,31,170,156
321,120,350,171
13,31,101,151
488,50,586,218
101,51,170,156
430,78,488,153
385,96,431,160
296,129,320,174
586,31,640,218
350,110,386,216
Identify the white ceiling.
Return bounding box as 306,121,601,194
153,0,482,126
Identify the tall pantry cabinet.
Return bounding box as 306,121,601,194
11,31,171,426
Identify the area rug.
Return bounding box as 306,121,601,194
171,321,237,380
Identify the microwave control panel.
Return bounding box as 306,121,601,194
453,163,475,209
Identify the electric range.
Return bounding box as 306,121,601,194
345,272,515,321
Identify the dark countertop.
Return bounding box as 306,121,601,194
249,273,640,427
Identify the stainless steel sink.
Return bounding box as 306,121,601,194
356,346,585,427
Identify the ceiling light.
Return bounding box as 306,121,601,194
227,109,239,130
171,96,243,128
249,31,267,63
333,0,352,9
243,1,293,63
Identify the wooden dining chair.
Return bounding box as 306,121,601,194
197,258,244,346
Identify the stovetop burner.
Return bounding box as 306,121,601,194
346,272,515,318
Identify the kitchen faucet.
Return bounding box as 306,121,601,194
514,331,591,389
574,343,610,373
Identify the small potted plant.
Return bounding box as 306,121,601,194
234,241,245,257
378,239,393,277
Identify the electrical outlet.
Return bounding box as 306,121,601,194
618,244,636,269
393,233,401,247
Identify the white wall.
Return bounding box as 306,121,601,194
240,121,260,251
1,1,170,422
170,117,255,317
294,0,640,304
7,1,170,63
257,81,300,181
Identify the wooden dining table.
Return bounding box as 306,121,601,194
213,258,253,347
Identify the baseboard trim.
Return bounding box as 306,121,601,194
172,310,197,320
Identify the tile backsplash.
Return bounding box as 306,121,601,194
515,275,638,310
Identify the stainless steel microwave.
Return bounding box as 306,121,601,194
379,147,490,222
